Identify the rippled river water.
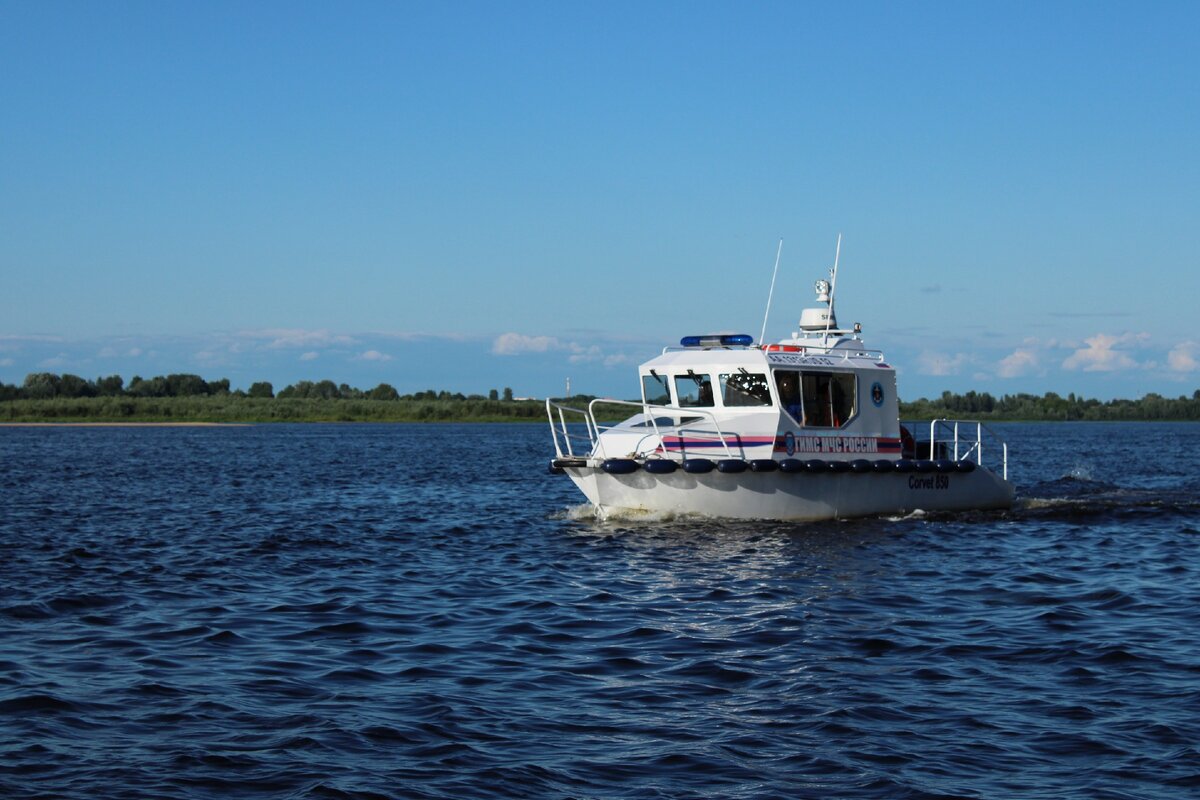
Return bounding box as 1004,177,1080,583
2,422,1199,799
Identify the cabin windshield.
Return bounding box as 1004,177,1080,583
641,373,671,405
719,372,772,407
674,373,714,408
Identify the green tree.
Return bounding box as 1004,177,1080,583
277,381,312,399
96,375,124,396
166,374,209,397
503,387,513,402
128,376,169,397
488,388,499,401
313,380,340,399
369,383,400,401
23,373,60,399
248,381,274,399
58,374,95,398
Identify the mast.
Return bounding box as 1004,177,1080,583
758,238,784,346
823,233,842,343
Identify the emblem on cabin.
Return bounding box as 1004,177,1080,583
871,381,884,407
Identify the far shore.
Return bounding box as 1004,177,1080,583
0,422,249,428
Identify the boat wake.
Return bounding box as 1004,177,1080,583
883,509,928,522
553,503,706,524
1015,473,1200,524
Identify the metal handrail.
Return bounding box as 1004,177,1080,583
660,345,757,354
545,398,741,461
545,399,595,459
915,418,1009,481
660,343,888,362
587,398,738,460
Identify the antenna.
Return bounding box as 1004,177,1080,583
758,238,784,346
823,233,842,340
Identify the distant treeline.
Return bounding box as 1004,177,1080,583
2,372,1199,423
0,372,622,422
0,372,499,403
899,390,1200,421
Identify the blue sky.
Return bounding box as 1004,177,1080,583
2,1,1197,400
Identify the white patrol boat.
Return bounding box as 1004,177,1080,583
546,246,1014,521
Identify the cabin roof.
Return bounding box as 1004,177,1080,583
639,344,893,374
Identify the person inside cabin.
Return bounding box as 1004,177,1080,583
830,379,845,427
775,371,802,423
803,373,833,427
676,373,715,407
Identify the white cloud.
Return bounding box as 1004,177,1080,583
493,332,560,355
0,358,13,367
93,340,147,359
916,350,968,376
0,334,62,349
299,351,320,361
567,345,603,364
1167,341,1198,373
356,350,392,362
194,350,224,366
38,355,67,368
1062,332,1149,372
240,328,355,350
492,331,639,370
374,330,471,342
490,331,643,374
997,348,1039,378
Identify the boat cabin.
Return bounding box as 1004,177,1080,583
617,331,900,461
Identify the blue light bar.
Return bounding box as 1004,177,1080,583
680,334,754,348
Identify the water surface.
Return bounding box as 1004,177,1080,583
2,422,1198,798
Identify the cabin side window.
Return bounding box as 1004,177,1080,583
774,369,803,423
719,372,771,407
674,373,714,408
641,373,671,406
801,371,856,428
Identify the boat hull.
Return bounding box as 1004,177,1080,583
563,465,1014,521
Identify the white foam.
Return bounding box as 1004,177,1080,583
1066,464,1094,481
1018,497,1077,510
550,503,706,525
884,509,928,522
549,504,602,521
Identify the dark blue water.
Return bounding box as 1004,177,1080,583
2,422,1199,799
